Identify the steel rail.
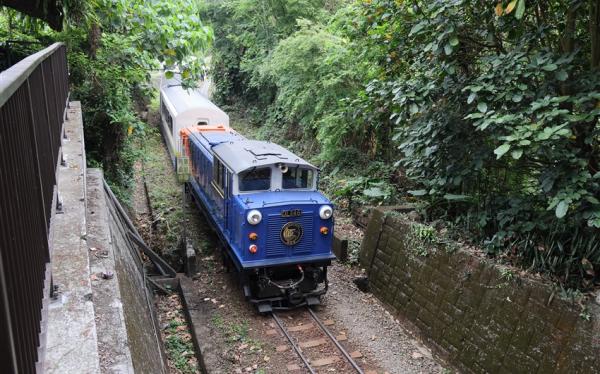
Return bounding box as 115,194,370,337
307,308,364,374
271,312,316,374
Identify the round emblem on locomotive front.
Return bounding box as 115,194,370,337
280,222,303,246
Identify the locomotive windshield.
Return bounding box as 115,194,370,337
239,167,271,192
282,167,314,190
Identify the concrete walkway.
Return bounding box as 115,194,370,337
43,101,163,373
44,102,100,374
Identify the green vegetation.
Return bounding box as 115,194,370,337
407,222,438,257
1,0,212,202
3,0,598,290
212,313,264,351
140,124,184,241
158,302,198,374
205,1,600,290
136,118,214,261
164,310,197,373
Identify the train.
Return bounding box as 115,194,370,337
159,75,335,312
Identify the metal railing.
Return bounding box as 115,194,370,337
0,43,68,374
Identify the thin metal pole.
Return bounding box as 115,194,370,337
307,308,364,374
271,312,316,374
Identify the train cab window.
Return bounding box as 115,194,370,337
212,159,228,197
282,167,314,190
239,168,271,192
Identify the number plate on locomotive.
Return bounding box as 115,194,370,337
281,209,302,217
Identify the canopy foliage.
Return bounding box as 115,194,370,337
206,0,600,290
1,0,212,198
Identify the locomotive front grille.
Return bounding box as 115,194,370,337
266,212,314,258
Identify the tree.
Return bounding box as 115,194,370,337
1,0,213,200
207,0,600,289
355,0,599,288
1,0,64,30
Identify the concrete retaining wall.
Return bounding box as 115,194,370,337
360,209,600,374
86,168,168,373
103,174,169,373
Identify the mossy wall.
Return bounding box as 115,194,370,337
360,209,600,374
104,177,169,373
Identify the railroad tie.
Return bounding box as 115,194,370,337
286,363,301,371
299,338,327,348
350,351,363,359
287,323,314,332
311,356,340,367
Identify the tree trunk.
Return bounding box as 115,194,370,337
562,7,576,55
590,0,600,68
88,22,101,59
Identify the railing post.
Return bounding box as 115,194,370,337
26,77,50,253
0,253,18,373
40,60,56,179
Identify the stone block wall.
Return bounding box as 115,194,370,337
360,209,600,374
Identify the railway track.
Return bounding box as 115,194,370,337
271,307,365,373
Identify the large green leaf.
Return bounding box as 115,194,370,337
409,21,426,36
467,92,477,104
515,0,526,19
408,189,427,196
494,143,511,159
444,43,453,55
363,187,386,198
444,194,471,201
555,200,569,218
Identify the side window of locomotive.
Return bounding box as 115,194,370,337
282,168,314,189
239,168,271,192
212,159,227,196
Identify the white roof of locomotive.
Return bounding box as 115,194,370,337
160,76,229,126
213,140,317,174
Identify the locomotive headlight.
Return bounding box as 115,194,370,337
247,210,262,225
319,205,333,219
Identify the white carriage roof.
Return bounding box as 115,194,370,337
212,140,317,174
161,76,228,120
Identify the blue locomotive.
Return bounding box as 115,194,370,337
160,77,335,312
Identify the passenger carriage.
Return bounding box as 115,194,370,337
159,75,229,165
